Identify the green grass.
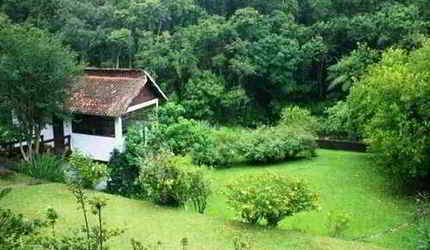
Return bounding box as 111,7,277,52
207,150,417,249
0,150,417,250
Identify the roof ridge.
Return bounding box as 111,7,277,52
86,75,142,80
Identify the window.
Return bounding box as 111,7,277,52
122,106,155,135
72,114,115,137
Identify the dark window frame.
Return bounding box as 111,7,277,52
72,114,115,137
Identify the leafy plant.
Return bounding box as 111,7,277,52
31,184,124,250
0,187,11,200
343,43,430,183
68,151,108,188
138,151,211,213
233,234,254,250
46,207,59,237
106,149,140,197
279,106,319,135
237,125,316,164
318,101,361,141
325,210,351,237
162,118,212,156
415,193,430,250
327,43,380,93
17,153,65,183
0,188,46,249
416,223,430,250
191,128,242,168
225,173,320,226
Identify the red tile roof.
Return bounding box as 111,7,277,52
67,68,166,117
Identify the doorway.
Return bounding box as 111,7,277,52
52,117,64,153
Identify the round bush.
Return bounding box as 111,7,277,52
225,173,320,226
162,118,212,156
191,129,240,168
139,151,211,213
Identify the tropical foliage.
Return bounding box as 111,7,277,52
341,41,430,184
0,0,428,125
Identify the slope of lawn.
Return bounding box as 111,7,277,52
207,149,417,250
0,150,416,250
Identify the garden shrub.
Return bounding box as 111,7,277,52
138,151,211,213
279,106,319,135
0,206,45,249
129,115,212,157
225,173,319,226
106,149,141,197
343,43,430,183
125,123,159,166
156,102,186,126
191,128,241,167
68,151,108,188
17,154,65,183
237,126,316,164
318,101,361,141
111,117,212,196
162,118,212,156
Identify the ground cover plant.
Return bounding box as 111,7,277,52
17,154,66,183
0,150,419,250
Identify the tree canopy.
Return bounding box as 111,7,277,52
0,0,429,125
0,24,82,161
340,41,430,184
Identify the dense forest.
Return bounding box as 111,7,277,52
0,0,429,124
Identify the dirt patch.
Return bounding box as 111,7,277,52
0,168,16,178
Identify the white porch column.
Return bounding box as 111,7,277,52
114,117,124,152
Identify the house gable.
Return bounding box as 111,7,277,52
129,84,157,107
67,68,167,118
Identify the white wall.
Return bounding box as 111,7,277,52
64,121,72,136
71,133,124,162
15,118,124,162
40,121,72,147
41,124,54,141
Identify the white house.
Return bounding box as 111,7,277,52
40,68,168,161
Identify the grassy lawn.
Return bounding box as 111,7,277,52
0,150,417,250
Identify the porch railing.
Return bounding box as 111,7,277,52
0,135,71,155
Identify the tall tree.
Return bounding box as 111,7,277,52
0,24,82,162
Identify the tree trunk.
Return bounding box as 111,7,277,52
33,125,41,156
19,141,29,162
116,52,120,69
26,132,33,163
